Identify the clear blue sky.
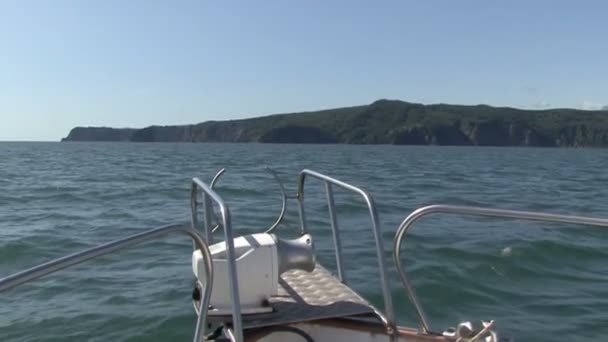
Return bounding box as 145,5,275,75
1,0,606,141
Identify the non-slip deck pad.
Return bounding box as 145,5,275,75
209,263,380,329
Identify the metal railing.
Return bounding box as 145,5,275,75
0,223,214,342
190,177,243,342
296,169,396,334
202,167,290,236
264,167,290,233
393,204,608,333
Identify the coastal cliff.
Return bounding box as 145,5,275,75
62,100,608,147
61,127,136,142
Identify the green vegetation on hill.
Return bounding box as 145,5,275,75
62,99,608,147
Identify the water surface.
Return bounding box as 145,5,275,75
1,142,608,341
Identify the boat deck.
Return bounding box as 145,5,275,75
209,263,380,329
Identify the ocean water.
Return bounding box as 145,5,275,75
1,142,608,341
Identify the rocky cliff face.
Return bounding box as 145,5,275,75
458,121,553,146
259,125,337,143
388,121,552,146
555,125,608,147
61,100,608,147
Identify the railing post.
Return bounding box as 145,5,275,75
218,205,243,342
202,193,213,243
363,193,395,335
190,184,200,250
393,204,608,333
191,178,243,342
297,169,396,336
297,177,308,235
325,182,345,283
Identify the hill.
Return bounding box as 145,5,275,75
62,99,608,147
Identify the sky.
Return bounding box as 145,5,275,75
0,1,607,141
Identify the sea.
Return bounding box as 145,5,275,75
1,142,607,341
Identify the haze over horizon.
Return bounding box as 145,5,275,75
1,0,607,141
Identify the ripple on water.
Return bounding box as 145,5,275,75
2,143,608,341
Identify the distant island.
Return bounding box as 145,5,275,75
62,99,608,147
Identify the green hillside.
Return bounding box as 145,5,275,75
63,99,608,147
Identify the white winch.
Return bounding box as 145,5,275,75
192,232,316,315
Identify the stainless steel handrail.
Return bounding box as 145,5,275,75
210,168,226,189
393,204,608,333
202,167,290,235
264,167,289,233
297,169,396,335
197,168,226,238
0,223,214,342
190,178,244,342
